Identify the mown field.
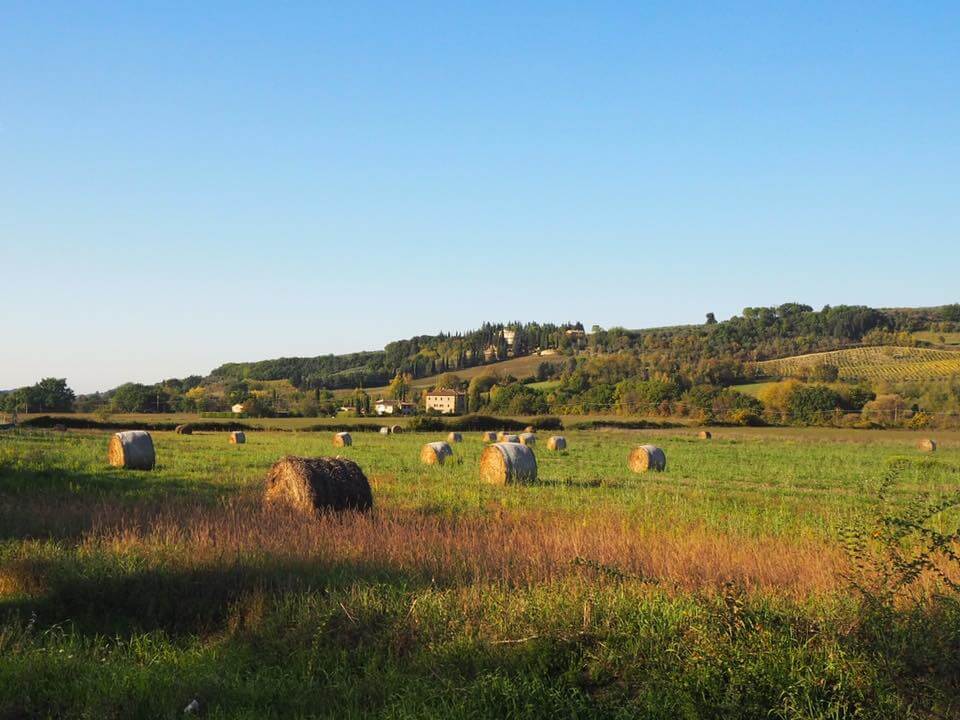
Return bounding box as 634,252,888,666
758,345,960,382
2,426,960,718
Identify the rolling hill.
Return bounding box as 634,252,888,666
758,346,960,382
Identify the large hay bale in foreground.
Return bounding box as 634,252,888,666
698,430,712,440
447,432,463,443
546,435,567,451
380,426,391,435
628,445,666,473
230,431,246,444
481,431,498,442
501,433,520,444
480,442,537,485
108,431,155,470
918,438,937,452
175,424,193,435
264,456,372,514
421,441,454,465
518,432,536,446
333,432,352,448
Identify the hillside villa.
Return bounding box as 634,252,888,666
424,388,467,415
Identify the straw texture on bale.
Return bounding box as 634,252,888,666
518,432,537,446
918,438,937,452
447,432,463,443
480,442,537,485
107,431,156,470
546,435,567,451
380,426,391,435
500,433,520,444
628,445,667,473
175,424,193,435
420,441,454,465
482,431,498,442
333,432,352,448
264,456,372,514
230,431,246,444
698,430,712,440
390,425,403,434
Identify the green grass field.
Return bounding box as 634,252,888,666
758,345,960,382
3,426,960,717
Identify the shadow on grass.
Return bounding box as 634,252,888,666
1,554,426,639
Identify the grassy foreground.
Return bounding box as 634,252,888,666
2,427,960,718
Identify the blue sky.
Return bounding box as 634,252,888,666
2,2,958,393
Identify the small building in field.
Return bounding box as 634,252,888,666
375,399,417,416
424,388,467,415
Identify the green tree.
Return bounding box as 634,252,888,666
387,373,413,401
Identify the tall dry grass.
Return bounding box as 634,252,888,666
42,495,847,598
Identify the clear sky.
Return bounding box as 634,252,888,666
2,2,958,393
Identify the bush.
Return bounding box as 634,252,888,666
728,409,765,426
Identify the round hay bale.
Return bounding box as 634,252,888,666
175,424,194,435
918,438,937,452
518,432,536,446
380,426,391,435
524,425,535,433
390,425,403,435
628,445,666,473
333,432,352,448
421,441,454,465
264,456,372,514
230,431,246,444
501,433,520,444
108,431,155,470
546,435,567,451
481,431,498,442
698,430,712,440
447,432,463,443
480,442,537,485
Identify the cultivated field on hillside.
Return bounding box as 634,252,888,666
758,345,960,381
333,353,568,398
3,426,960,717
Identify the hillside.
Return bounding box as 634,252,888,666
332,353,569,398
758,346,960,382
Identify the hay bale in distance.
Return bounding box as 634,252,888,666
524,425,535,433
480,442,537,485
380,426,391,435
421,441,454,465
447,432,463,443
333,432,352,448
230,431,246,444
175,424,193,435
481,431,498,442
918,438,937,452
518,432,536,446
108,431,155,470
698,430,712,440
501,433,520,444
390,425,403,434
264,456,372,514
546,435,567,451
628,445,666,473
